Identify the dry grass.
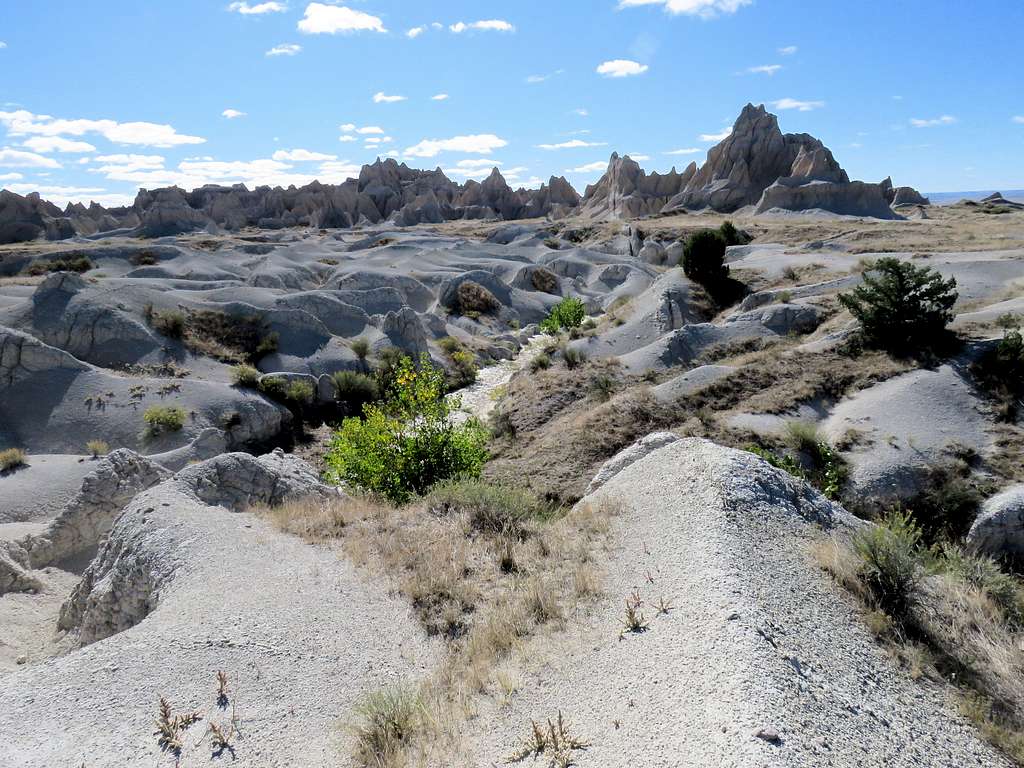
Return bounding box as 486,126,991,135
256,488,618,766
0,447,27,472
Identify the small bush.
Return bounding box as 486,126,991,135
454,281,500,315
853,510,922,617
352,686,426,768
325,354,489,503
540,297,586,335
0,448,27,471
941,545,1024,625
86,440,110,458
563,347,587,370
972,330,1024,421
350,338,371,364
838,257,958,355
530,267,560,294
148,309,185,339
718,220,751,247
285,380,315,405
25,255,93,276
143,406,186,437
425,479,557,538
449,350,478,388
589,374,617,402
231,364,261,389
529,354,551,373
682,230,729,286
331,371,380,412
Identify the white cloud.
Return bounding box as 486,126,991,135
272,148,337,162
747,64,782,75
572,108,590,117
452,158,502,170
0,109,205,148
404,134,508,158
431,93,449,101
298,3,386,34
772,98,825,112
449,20,515,33
526,69,565,84
266,43,302,56
363,136,393,145
341,124,385,135
1014,116,1024,124
0,42,6,50
318,160,362,180
384,149,400,157
536,139,608,150
22,136,96,153
0,147,62,168
910,115,957,128
566,161,608,174
666,147,702,155
91,154,166,174
596,59,648,78
222,109,247,119
407,26,426,38
699,128,731,142
373,92,407,104
5,183,135,207
228,2,287,15
617,0,753,18
339,135,356,142
626,153,650,161
0,172,23,181
778,45,797,56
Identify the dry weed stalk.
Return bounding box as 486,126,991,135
507,710,590,768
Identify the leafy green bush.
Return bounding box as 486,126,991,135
838,258,958,354
325,354,489,503
972,330,1024,421
0,448,27,471
143,405,186,436
853,510,922,616
682,230,730,285
540,297,586,334
424,478,557,538
231,364,261,388
746,445,807,481
718,220,751,247
331,371,380,412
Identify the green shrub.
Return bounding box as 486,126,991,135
449,349,478,388
589,374,617,402
285,380,315,405
85,440,110,458
940,545,1024,625
325,354,489,503
350,338,371,365
424,478,557,538
257,376,288,401
718,220,751,247
838,258,958,354
352,686,426,768
906,463,982,543
746,445,807,481
147,308,185,339
530,353,551,373
231,364,261,388
0,448,27,471
563,347,587,370
853,510,922,616
143,405,186,436
438,336,462,355
972,330,1024,421
332,371,380,413
682,229,729,285
540,297,586,334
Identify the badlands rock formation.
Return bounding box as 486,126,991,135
0,105,928,244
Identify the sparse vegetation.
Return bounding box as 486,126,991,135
453,280,500,315
350,337,371,369
146,306,278,363
424,478,557,538
508,711,590,768
562,347,587,370
352,686,427,768
0,447,27,472
24,255,93,276
972,330,1024,422
540,297,586,335
838,257,958,355
230,364,261,389
86,440,110,458
331,370,380,414
143,405,187,437
530,266,560,294
325,354,488,503
530,353,551,372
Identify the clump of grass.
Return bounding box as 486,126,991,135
0,447,27,472
619,588,649,638
230,364,260,389
508,711,590,768
332,370,380,413
588,373,617,402
424,478,557,538
25,255,93,276
143,405,187,437
352,686,427,768
85,440,110,458
562,347,587,370
530,353,551,373
147,307,186,339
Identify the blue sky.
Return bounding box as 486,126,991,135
1,0,1022,207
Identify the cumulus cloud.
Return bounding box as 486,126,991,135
222,109,247,119
617,0,752,17
1014,116,1024,124
340,124,384,135
373,92,407,104
526,69,564,84
747,64,782,75
596,60,648,78
0,147,62,168
772,98,825,112
910,115,957,128
432,93,449,101
699,128,732,142
4,183,135,207
449,20,515,33
407,26,426,38
298,4,386,34
626,153,650,161
318,160,362,179
566,161,608,174
666,147,701,155
228,2,288,15
404,134,508,158
266,43,302,56
339,135,357,142
0,172,24,181
536,139,608,150
272,148,337,162
0,42,6,50
0,109,206,148
22,136,96,153
91,154,166,173
779,45,798,56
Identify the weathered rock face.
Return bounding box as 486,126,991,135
968,484,1024,560
754,177,900,219
580,153,694,219
890,186,931,207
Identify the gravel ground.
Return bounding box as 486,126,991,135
467,438,1009,767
